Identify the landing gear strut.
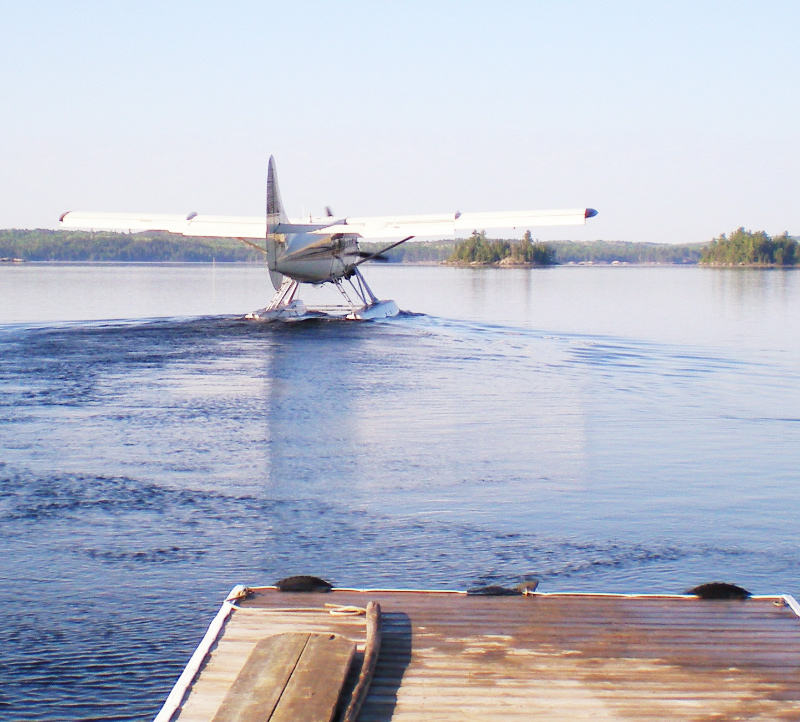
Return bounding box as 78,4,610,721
244,277,305,320
245,269,398,321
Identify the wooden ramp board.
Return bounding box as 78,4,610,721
169,590,800,722
211,632,355,722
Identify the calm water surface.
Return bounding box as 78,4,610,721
1,263,799,721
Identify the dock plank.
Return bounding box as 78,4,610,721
208,632,354,722
269,633,355,722
211,633,308,722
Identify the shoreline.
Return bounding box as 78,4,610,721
3,259,798,268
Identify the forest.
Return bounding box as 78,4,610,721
0,229,263,262
443,232,702,265
552,240,702,264
359,239,456,263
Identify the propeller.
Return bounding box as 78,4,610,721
328,205,392,261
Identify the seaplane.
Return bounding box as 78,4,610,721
60,157,597,321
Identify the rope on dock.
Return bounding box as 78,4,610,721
221,602,368,616
325,603,367,616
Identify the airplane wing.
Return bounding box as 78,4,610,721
60,208,597,239
312,209,597,238
59,211,268,238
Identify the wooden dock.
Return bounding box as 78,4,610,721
156,587,800,721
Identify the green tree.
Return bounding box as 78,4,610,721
700,228,798,265
448,231,554,266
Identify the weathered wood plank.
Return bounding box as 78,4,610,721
211,633,308,722
269,633,355,722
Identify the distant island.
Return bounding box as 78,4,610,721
699,228,798,266
0,227,795,266
447,230,556,266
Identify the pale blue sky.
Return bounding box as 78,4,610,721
1,1,798,243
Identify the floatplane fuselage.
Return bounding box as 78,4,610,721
60,157,597,320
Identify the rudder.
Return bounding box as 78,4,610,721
266,156,287,290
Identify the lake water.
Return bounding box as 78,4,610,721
1,263,799,721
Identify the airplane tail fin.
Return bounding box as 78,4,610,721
266,156,288,290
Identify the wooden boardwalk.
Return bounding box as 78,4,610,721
160,588,800,721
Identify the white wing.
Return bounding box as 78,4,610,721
313,209,595,238
59,211,268,238
60,208,596,239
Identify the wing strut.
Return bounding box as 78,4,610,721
354,236,414,267
236,238,268,255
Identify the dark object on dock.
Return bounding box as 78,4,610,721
687,582,751,600
467,584,522,596
516,579,539,594
275,575,333,593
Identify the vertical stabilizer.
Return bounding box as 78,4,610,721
266,156,287,290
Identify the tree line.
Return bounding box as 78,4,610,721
0,229,264,262
359,239,456,263
1,227,795,266
445,232,703,265
552,240,702,264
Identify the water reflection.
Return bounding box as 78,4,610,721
709,266,798,306
263,322,366,496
